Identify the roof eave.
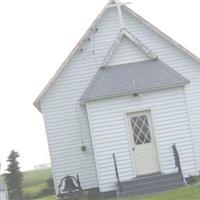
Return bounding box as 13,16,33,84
33,1,113,112
80,82,189,105
34,3,200,112
33,99,41,112
124,5,200,63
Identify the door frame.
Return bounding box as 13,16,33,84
125,109,161,177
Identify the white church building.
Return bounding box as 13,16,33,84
0,179,8,200
34,0,200,197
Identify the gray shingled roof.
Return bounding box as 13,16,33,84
80,59,189,104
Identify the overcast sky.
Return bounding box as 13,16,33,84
0,0,200,172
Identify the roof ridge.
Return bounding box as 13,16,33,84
124,5,200,63
34,2,200,111
33,1,112,111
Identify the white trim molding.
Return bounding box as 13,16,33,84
102,28,157,66
33,0,200,112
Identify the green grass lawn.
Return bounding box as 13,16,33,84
23,168,52,187
21,168,200,200
22,168,53,199
23,182,47,195
36,186,200,200
33,195,55,200
109,186,200,200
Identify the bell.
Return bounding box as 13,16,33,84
62,176,78,192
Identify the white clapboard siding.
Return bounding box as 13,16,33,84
107,35,150,66
86,88,196,192
121,9,200,169
0,190,7,200
41,7,122,191
40,5,200,193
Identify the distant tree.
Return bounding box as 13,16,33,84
4,150,23,200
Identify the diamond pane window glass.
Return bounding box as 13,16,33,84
131,115,151,145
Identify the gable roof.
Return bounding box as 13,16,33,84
34,1,200,111
80,59,189,104
102,28,157,66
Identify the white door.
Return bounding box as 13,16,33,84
128,111,160,176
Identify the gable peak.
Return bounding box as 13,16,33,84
102,28,157,66
34,1,200,112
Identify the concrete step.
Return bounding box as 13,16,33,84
121,172,180,187
120,181,184,197
119,172,184,197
